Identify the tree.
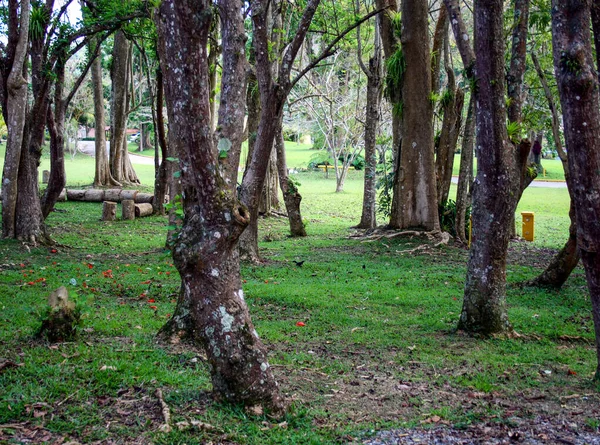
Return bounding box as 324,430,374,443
356,14,383,229
91,37,120,187
155,0,285,412
526,51,579,288
1,0,30,239
551,0,600,378
109,30,139,185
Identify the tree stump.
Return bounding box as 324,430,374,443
102,201,117,221
134,203,153,217
122,199,135,220
42,170,50,183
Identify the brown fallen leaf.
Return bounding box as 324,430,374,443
0,359,23,373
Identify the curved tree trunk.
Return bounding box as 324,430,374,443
156,0,285,413
526,52,579,288
275,124,306,237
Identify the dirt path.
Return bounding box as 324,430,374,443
76,141,155,166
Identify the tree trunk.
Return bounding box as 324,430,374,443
455,95,475,244
92,39,119,188
156,0,285,412
389,0,439,231
1,0,29,239
458,0,518,335
110,31,139,185
551,0,600,378
275,124,306,237
153,69,171,215
435,49,464,208
526,51,580,288
356,26,383,229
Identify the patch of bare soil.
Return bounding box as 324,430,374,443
270,344,600,444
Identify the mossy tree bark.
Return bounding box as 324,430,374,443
388,0,439,231
551,0,600,378
156,0,285,413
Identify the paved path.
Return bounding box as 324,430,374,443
451,176,567,188
77,141,155,166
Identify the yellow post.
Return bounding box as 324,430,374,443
468,215,472,248
521,211,535,241
543,168,546,177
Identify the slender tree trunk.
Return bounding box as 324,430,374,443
389,0,439,231
551,0,600,378
155,0,285,412
436,45,464,208
275,124,306,237
357,25,383,229
41,60,67,219
455,95,475,245
1,0,29,239
153,69,171,215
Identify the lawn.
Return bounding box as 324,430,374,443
1,142,597,444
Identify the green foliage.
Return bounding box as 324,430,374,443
506,121,523,143
375,148,395,217
287,176,301,194
29,2,50,40
384,47,405,110
439,199,471,239
307,151,334,169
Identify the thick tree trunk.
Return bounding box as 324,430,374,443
110,31,139,185
92,40,119,188
458,0,518,335
551,0,600,378
389,0,439,231
275,125,306,237
455,95,475,244
1,0,29,239
156,0,285,411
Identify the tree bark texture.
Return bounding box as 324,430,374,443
389,0,439,231
156,0,285,412
357,24,383,230
459,0,517,335
551,0,600,378
1,0,29,238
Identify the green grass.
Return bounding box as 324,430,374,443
1,141,594,444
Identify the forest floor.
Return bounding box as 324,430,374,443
0,159,596,444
